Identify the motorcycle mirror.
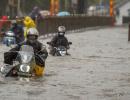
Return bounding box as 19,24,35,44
7,44,16,49
46,42,51,45
68,42,72,45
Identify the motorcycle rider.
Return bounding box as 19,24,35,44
23,16,36,39
4,28,48,76
3,31,16,46
10,20,24,44
29,6,41,21
49,26,70,55
0,16,11,34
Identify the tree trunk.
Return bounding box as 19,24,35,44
77,0,86,14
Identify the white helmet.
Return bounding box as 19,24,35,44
27,28,39,37
5,31,15,37
11,20,17,24
26,28,39,43
58,26,66,33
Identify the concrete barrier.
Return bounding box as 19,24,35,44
37,16,113,35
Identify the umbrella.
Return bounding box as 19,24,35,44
39,10,50,17
57,11,70,16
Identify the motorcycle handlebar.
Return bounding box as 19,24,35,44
68,42,72,45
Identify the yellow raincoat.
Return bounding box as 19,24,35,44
34,65,45,76
23,16,36,38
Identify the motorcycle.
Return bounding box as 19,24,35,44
0,45,45,77
3,31,16,46
47,41,72,56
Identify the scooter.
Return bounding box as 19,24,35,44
0,45,45,77
47,42,72,56
3,31,16,46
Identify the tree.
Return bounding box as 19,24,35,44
23,0,50,14
77,0,86,14
0,0,8,16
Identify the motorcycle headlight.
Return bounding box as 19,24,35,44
59,51,66,56
20,64,30,73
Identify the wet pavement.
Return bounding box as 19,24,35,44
0,26,130,100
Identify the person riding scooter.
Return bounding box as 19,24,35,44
23,16,36,39
48,26,71,55
10,20,24,44
3,28,48,76
3,31,16,46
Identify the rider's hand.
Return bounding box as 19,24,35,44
66,45,70,49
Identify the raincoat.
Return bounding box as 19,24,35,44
0,16,11,32
23,16,36,38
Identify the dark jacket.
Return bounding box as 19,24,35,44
4,40,48,66
50,35,69,48
10,24,24,43
29,7,41,21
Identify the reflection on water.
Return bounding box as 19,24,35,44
0,70,57,87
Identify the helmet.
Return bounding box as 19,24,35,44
26,28,39,43
11,20,17,24
5,31,15,37
24,16,36,28
27,28,39,36
33,6,39,11
11,20,17,26
2,16,8,20
58,26,66,33
3,31,16,46
15,16,19,19
24,16,32,22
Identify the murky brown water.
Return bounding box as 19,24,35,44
0,26,130,100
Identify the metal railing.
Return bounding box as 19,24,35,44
0,16,113,38
123,16,130,24
37,16,113,35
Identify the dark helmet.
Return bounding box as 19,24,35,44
33,6,40,12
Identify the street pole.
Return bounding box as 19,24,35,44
65,0,69,11
50,0,59,15
77,0,85,14
100,0,103,16
109,0,115,26
55,0,59,14
17,0,20,16
128,24,130,41
50,0,54,16
110,0,114,16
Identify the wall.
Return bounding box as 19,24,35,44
118,1,130,24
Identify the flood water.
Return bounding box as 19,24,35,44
0,26,130,100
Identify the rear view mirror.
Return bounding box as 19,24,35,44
68,42,72,45
46,42,51,45
3,35,16,47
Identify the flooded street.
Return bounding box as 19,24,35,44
0,26,130,100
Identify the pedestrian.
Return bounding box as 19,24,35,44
29,6,41,21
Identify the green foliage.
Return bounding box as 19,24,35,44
0,0,124,16
23,0,50,13
0,0,8,16
88,0,121,5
